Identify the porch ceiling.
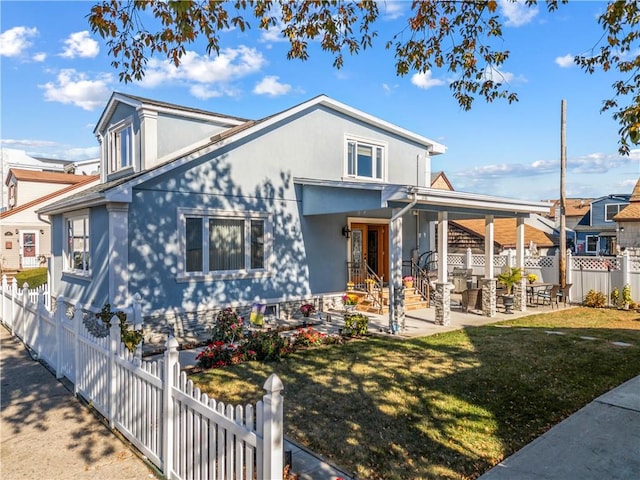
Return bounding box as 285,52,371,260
296,178,551,218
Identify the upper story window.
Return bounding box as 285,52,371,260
605,203,625,222
64,211,90,275
345,137,385,180
180,209,270,280
108,117,134,173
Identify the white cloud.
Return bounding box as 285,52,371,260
555,54,574,68
60,31,99,58
33,52,47,62
253,75,291,96
499,0,538,27
39,69,112,110
0,26,38,57
411,71,445,90
140,47,266,95
382,2,406,20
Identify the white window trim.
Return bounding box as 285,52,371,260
585,234,599,254
62,209,92,279
108,116,135,174
343,134,387,182
604,203,624,222
176,208,272,282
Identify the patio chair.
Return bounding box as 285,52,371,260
537,284,560,308
556,283,572,306
461,288,482,313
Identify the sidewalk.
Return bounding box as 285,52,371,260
0,326,159,480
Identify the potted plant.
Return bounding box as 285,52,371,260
526,273,538,284
300,303,316,318
403,276,414,289
496,267,523,314
342,293,359,312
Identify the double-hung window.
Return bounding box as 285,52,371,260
181,209,269,278
64,211,90,275
586,235,599,254
346,137,385,180
108,117,134,173
605,203,624,222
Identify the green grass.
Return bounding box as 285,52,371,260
189,307,640,480
14,267,47,289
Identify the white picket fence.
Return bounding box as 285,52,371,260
0,277,284,480
447,251,640,305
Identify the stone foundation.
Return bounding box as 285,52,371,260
434,282,452,325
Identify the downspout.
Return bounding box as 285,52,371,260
389,191,419,332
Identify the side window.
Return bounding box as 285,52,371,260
108,118,134,173
64,212,90,274
346,138,385,180
585,235,598,254
605,204,623,222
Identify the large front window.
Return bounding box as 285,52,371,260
346,138,385,180
64,212,90,274
108,118,134,173
182,210,269,277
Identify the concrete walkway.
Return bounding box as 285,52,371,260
0,326,159,479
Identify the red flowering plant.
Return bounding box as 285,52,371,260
299,303,316,317
196,341,253,369
291,327,326,348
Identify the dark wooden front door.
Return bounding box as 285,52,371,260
351,223,388,282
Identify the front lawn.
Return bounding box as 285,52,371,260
190,307,640,480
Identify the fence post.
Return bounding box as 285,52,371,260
33,290,42,357
10,278,17,334
55,297,65,379
566,250,573,302
464,248,472,270
621,250,630,289
20,283,29,342
2,275,9,334
109,318,121,429
262,373,284,480
162,334,179,477
73,305,83,395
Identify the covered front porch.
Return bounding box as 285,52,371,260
297,178,551,333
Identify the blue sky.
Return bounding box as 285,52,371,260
1,1,638,202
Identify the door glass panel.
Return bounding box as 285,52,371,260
367,230,378,272
352,230,363,263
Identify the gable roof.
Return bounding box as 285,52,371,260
544,198,592,218
5,168,93,186
613,177,640,221
1,175,99,219
451,217,557,248
41,94,448,215
430,171,454,190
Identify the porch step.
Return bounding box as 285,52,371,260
354,287,429,314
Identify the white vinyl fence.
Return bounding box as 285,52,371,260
0,276,284,480
447,250,640,305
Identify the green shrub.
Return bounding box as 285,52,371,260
343,313,369,337
208,307,246,343
195,341,247,369
584,289,606,308
243,330,293,362
14,267,47,289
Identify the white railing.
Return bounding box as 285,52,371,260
0,278,284,480
445,250,640,304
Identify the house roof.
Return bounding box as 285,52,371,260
451,218,557,248
40,94,450,215
430,171,454,191
1,174,99,219
613,177,640,221
5,168,93,186
544,198,592,217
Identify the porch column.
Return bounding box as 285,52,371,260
515,217,526,311
482,215,497,317
388,212,404,333
435,211,451,326
108,203,129,306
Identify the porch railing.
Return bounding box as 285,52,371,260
346,261,384,314
403,260,431,307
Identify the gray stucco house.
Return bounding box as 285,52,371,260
40,92,549,332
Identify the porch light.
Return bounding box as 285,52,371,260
342,225,351,238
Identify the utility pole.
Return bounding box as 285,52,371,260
559,100,567,288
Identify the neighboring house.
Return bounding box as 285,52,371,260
574,193,631,255
0,148,74,212
40,92,549,329
430,171,454,191
544,198,593,231
1,175,100,272
449,214,569,256
613,177,640,252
